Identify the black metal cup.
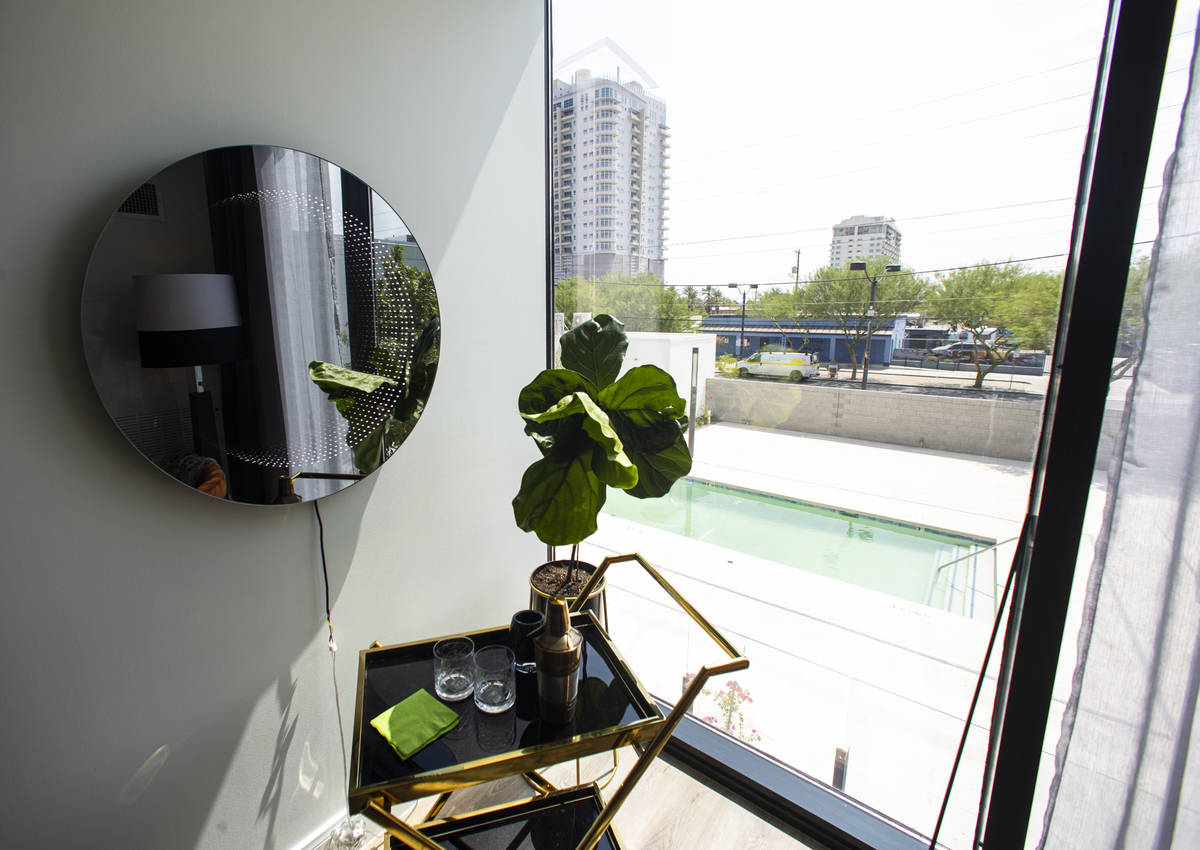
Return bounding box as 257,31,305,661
509,609,545,664
511,609,545,721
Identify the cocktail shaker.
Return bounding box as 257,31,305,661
533,599,582,724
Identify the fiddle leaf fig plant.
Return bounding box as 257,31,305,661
513,314,692,546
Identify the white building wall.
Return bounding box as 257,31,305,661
624,332,717,420
0,2,546,848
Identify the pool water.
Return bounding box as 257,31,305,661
602,478,991,611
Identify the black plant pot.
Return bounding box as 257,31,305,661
528,559,607,621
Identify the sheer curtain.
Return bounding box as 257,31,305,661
1039,23,1200,849
255,147,355,494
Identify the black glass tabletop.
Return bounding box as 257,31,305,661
350,613,663,803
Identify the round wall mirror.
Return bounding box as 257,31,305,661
81,145,440,505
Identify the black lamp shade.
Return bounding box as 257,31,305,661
134,273,245,367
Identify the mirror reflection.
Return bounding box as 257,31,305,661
81,146,440,505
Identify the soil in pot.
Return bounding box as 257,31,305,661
530,559,606,619
531,559,597,600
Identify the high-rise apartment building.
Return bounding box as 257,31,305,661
551,69,669,282
829,215,902,267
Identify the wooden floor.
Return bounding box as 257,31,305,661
366,749,826,850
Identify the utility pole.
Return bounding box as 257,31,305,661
728,282,759,358
850,262,900,388
793,248,802,286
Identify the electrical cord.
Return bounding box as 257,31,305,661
314,500,351,806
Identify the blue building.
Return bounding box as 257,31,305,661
699,315,905,365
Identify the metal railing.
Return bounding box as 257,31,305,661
927,536,1018,617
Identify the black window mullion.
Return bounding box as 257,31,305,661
981,1,1178,846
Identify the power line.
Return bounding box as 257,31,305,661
669,29,1194,168
669,215,1068,262
663,186,1166,254
669,98,1182,207
670,91,1094,188
556,254,1069,291
672,60,1100,168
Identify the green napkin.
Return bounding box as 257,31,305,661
370,688,460,760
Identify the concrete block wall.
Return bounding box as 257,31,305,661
707,377,1043,460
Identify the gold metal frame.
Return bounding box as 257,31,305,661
356,553,749,850
409,782,626,849
566,553,748,850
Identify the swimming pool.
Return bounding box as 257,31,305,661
602,478,993,613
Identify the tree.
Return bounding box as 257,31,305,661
925,263,1028,389
554,275,580,322
558,273,696,333
701,285,736,314
751,286,802,321
996,270,1062,352
800,260,926,380
1113,254,1150,379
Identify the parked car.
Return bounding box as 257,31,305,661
735,349,820,382
930,341,993,361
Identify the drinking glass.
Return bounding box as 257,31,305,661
433,636,475,702
474,646,516,713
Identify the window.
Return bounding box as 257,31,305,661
548,2,1191,847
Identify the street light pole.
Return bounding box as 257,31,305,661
728,282,758,358
849,262,901,388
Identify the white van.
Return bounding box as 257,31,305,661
735,350,820,382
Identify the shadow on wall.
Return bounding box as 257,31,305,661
259,678,300,850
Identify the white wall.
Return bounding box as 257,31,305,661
0,2,546,848
624,332,717,420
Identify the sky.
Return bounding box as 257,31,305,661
553,0,1198,290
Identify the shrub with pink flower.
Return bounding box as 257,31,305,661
681,674,762,744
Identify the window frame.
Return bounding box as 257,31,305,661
541,1,1180,846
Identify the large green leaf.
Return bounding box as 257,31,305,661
309,361,401,473
518,370,596,457
392,316,440,423
608,413,683,455
518,369,596,415
560,314,628,390
521,392,637,489
622,432,692,499
602,365,690,487
597,364,687,427
352,416,389,474
512,455,606,545
308,361,397,397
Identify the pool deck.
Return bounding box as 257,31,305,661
686,422,1034,543
580,422,1105,845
